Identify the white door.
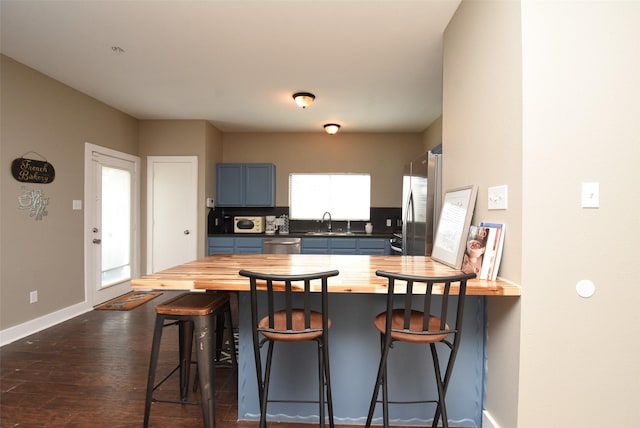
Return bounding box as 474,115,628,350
147,156,198,273
85,143,140,306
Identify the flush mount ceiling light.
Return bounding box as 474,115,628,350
292,92,315,108
324,123,341,135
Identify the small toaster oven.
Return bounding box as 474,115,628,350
233,216,265,233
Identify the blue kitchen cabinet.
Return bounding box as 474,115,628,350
208,236,235,254
216,163,275,207
301,237,330,254
329,238,358,254
210,236,389,255
208,237,263,255
301,237,389,255
356,238,390,255
234,237,264,254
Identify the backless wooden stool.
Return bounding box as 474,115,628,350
143,292,237,428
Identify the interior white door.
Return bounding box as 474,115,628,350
85,143,140,306
147,156,198,273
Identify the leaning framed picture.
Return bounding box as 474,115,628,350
431,185,478,269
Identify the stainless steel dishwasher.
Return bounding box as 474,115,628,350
262,237,301,254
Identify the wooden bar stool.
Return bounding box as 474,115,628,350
143,292,237,428
365,270,476,428
239,269,339,428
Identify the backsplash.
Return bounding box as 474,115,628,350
208,206,401,235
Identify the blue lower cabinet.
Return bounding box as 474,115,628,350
301,237,389,255
208,237,263,255
234,237,263,254
208,237,234,255
301,238,330,254
356,238,389,255
209,236,390,255
329,238,357,255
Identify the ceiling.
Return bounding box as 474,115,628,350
0,0,460,133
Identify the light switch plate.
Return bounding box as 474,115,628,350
488,185,508,210
581,182,599,208
72,200,82,210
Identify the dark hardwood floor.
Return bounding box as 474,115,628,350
1,291,222,427
1,291,454,428
1,291,363,428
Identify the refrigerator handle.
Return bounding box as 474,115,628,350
402,190,414,254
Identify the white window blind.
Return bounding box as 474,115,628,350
289,173,371,220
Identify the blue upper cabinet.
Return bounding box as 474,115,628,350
216,163,276,207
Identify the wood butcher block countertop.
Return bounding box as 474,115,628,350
132,254,520,296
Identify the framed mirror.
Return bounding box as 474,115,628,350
431,185,478,269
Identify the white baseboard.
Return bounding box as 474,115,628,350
0,301,92,347
482,410,500,428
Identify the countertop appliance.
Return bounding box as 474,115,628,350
401,151,442,256
265,216,277,235
234,216,265,233
263,237,301,254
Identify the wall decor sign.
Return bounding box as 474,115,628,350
17,187,49,220
11,153,55,184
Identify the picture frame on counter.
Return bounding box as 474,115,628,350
431,185,478,270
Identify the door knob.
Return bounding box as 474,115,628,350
93,239,101,244
184,230,190,235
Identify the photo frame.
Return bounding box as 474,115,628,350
431,185,478,269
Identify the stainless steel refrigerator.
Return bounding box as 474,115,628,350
401,151,442,256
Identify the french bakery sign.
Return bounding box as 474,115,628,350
11,157,56,184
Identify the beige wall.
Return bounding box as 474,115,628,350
519,2,640,426
0,55,138,329
223,132,424,207
444,3,523,425
222,132,424,207
422,115,443,152
204,122,224,221
446,1,640,427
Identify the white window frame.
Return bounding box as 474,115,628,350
289,173,371,220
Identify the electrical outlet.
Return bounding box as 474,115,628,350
30,290,38,304
206,197,215,208
386,218,392,227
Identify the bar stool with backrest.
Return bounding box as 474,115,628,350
143,292,237,428
365,270,476,428
239,269,340,428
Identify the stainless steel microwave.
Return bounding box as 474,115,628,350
233,216,265,233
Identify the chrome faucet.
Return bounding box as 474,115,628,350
322,211,332,232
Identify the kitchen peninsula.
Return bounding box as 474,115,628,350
132,254,520,426
132,253,519,295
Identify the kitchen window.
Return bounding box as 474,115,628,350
289,173,371,220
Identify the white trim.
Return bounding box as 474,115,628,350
0,302,92,347
482,410,501,428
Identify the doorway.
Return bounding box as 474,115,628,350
84,143,140,306
146,156,198,274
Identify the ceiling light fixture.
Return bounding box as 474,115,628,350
324,123,341,135
292,92,315,109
